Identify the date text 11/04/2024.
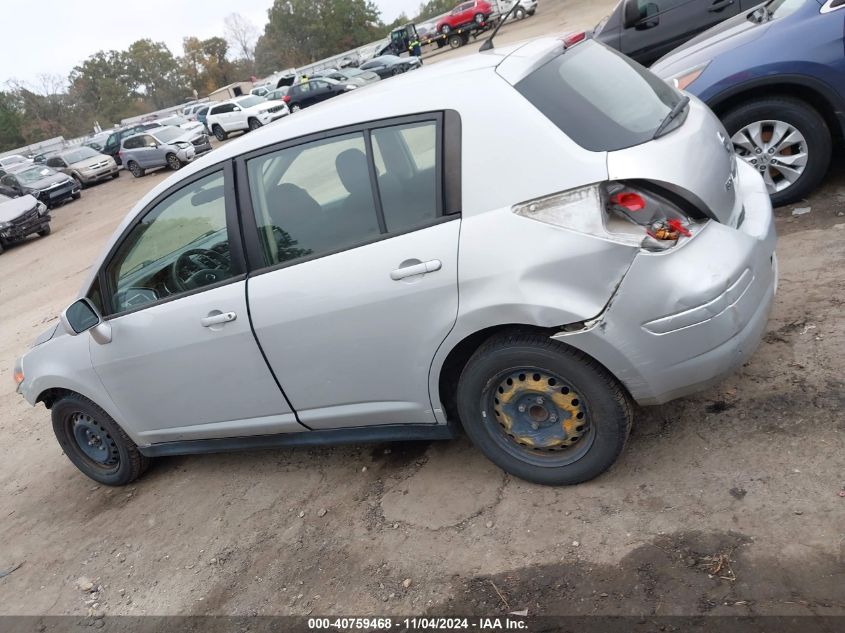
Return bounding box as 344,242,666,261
307,617,528,630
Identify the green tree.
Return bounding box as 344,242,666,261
0,92,25,151
256,0,382,75
124,39,189,109
68,50,137,128
182,36,236,95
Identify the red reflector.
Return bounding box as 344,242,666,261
283,95,291,103
562,31,586,48
668,218,692,237
610,192,646,212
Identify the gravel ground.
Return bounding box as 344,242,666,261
0,0,842,620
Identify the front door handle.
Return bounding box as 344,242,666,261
201,311,237,327
390,259,442,281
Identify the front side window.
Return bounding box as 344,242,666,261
104,172,234,314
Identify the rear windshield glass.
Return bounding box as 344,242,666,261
515,40,682,152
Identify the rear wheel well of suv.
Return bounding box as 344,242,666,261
710,82,845,141
437,324,628,427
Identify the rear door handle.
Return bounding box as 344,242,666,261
390,259,442,280
201,311,237,327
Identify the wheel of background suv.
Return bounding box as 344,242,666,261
37,224,51,237
111,172,120,179
248,118,262,131
51,393,150,486
127,161,145,178
514,7,526,19
441,24,452,34
291,104,301,113
212,125,228,141
456,333,632,486
72,174,84,189
72,191,81,200
722,97,831,207
166,153,182,171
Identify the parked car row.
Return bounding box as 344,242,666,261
594,0,845,206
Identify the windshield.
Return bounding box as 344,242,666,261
515,41,682,152
17,166,56,183
62,147,100,163
153,127,185,143
161,116,189,127
236,95,265,108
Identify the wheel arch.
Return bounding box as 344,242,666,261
708,76,845,140
435,322,629,428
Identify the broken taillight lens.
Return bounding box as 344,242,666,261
512,182,703,251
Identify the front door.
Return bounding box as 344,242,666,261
621,0,742,65
240,117,459,429
89,168,300,445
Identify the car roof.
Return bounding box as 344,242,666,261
78,38,563,294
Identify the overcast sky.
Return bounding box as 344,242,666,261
0,0,420,88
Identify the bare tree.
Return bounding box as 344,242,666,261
224,13,259,65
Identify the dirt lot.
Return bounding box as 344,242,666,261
0,0,843,622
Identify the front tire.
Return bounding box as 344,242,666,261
248,117,262,131
474,12,485,24
166,153,182,171
514,7,526,19
722,97,831,207
456,333,632,486
51,393,150,486
37,224,51,237
441,24,452,34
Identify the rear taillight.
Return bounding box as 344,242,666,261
561,31,586,49
283,95,291,103
513,182,704,252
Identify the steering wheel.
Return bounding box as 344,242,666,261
170,248,228,292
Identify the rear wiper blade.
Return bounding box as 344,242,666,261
653,95,690,139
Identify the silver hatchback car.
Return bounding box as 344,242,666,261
14,38,776,486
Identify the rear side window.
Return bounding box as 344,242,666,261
515,40,683,151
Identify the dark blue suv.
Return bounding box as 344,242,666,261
653,0,845,205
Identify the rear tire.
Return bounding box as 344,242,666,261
448,34,464,49
514,7,526,19
127,161,145,178
51,393,150,486
456,333,632,486
212,125,227,141
721,97,831,207
291,104,301,112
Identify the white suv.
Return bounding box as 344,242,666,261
205,95,290,141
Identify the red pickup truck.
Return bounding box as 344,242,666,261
436,0,494,34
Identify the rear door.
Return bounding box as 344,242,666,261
310,81,335,105
620,0,742,65
239,114,460,429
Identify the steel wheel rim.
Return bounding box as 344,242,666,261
482,368,595,467
731,120,808,194
68,412,120,470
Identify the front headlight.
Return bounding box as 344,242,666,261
37,202,48,215
0,221,11,229
173,141,191,149
13,357,24,390
345,84,358,90
668,62,709,91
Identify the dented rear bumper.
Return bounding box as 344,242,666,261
554,160,777,405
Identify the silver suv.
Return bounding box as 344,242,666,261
119,126,201,178
14,38,776,487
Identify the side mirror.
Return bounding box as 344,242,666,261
623,0,643,28
60,298,112,344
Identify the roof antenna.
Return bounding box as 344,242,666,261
479,1,522,52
